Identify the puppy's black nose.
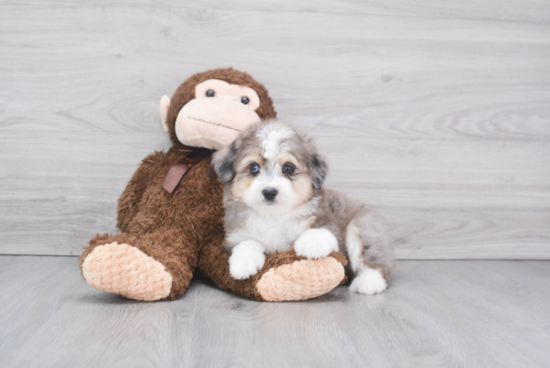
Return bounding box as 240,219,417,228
262,188,278,201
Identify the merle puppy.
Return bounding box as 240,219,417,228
212,121,394,295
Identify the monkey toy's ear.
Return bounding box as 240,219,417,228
159,95,171,132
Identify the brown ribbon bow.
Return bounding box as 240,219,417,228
162,148,211,194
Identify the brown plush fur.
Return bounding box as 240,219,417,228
79,150,218,300
199,225,348,301
166,68,277,149
78,68,345,301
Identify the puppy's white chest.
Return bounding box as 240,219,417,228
228,213,313,254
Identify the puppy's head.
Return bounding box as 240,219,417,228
212,120,328,215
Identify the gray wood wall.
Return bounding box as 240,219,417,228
1,1,549,259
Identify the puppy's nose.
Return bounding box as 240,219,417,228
262,188,278,201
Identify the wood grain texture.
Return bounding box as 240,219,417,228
1,131,548,258
0,0,549,258
0,131,170,255
1,256,549,367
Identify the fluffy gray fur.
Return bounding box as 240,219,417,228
212,120,394,288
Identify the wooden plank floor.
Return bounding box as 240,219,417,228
1,256,549,367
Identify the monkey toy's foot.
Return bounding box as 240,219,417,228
200,238,347,302
256,254,346,301
80,242,173,301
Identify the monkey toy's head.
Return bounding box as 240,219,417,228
160,68,277,150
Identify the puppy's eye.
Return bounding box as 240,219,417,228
206,90,215,97
241,96,249,105
282,163,295,175
250,163,260,175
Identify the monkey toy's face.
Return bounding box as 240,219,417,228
160,69,275,151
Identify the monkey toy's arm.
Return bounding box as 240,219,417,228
116,151,165,232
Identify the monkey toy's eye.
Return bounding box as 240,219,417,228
282,163,295,176
241,96,250,105
206,90,215,97
250,163,260,175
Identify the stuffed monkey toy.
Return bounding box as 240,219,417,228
78,68,347,302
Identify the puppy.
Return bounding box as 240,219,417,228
212,121,394,295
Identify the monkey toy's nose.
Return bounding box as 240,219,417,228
262,188,278,201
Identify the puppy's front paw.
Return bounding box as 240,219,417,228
229,240,266,280
294,228,339,259
349,268,388,295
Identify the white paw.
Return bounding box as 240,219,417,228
350,268,388,295
229,240,266,280
294,228,339,259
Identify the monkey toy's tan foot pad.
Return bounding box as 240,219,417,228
256,257,345,302
81,242,172,301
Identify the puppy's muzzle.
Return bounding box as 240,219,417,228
262,188,278,202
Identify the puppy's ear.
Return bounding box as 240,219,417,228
310,153,328,189
212,141,239,183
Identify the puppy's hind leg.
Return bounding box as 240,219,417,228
345,210,394,295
